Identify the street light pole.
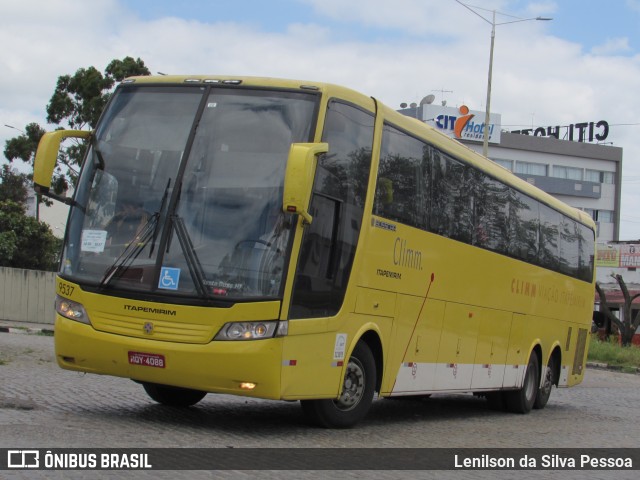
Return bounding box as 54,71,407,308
483,9,496,158
455,1,552,158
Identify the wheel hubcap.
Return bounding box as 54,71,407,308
335,357,365,411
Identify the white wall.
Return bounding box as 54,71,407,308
0,267,56,324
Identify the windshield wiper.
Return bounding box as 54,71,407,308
98,214,158,289
171,214,209,299
149,178,171,257
99,176,173,288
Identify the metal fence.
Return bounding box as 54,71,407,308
0,267,56,325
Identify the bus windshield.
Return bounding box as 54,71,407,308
62,85,318,301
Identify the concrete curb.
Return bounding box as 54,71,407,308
0,325,54,336
586,362,640,375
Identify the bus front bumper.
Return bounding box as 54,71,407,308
54,315,284,399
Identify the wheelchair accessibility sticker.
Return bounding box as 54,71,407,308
158,267,180,290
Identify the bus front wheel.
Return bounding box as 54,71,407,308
505,351,540,414
300,341,376,428
142,382,207,407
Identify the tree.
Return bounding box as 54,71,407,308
0,167,61,271
0,164,29,205
4,56,151,192
595,274,640,347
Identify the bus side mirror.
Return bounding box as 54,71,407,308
33,130,91,200
282,142,328,224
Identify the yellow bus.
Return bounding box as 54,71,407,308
34,75,595,428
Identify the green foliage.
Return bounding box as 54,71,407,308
46,56,151,130
1,56,150,271
0,229,18,261
0,164,29,204
0,200,62,271
3,123,46,163
0,168,62,271
588,334,640,369
46,66,111,130
105,56,151,83
4,56,151,193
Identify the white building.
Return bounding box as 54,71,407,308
25,189,69,238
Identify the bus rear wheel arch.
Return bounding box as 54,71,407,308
300,340,377,428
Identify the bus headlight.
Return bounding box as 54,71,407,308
55,295,90,325
214,321,285,341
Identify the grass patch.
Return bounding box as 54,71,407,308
587,334,640,369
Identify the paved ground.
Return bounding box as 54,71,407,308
1,327,639,480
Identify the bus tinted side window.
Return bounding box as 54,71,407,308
509,190,539,263
473,174,510,251
290,100,374,319
370,123,594,283
539,204,561,271
430,152,472,243
374,124,427,230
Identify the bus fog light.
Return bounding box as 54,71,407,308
239,382,256,390
214,321,278,341
55,295,91,325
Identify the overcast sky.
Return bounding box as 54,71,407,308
2,0,640,238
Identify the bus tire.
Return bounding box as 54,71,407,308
505,351,539,414
142,382,207,407
300,341,376,428
534,354,556,410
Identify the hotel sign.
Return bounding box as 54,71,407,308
419,104,502,144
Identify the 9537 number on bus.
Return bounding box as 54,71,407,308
128,351,166,368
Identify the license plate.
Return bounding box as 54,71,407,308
128,351,166,368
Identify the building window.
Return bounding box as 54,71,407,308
598,210,614,223
585,169,615,184
553,165,583,181
492,158,513,171
583,208,595,220
515,161,547,176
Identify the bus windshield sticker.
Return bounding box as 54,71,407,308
158,267,181,290
334,333,347,360
81,230,107,253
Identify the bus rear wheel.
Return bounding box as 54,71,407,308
505,351,540,414
300,341,376,428
534,354,556,410
142,382,207,407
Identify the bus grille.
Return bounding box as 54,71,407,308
92,313,215,344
